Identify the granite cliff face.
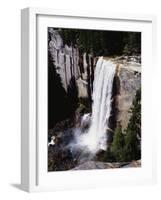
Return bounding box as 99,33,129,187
48,28,97,101
48,28,80,91
48,29,141,133
113,58,141,130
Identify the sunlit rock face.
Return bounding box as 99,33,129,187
48,28,96,99
114,60,141,130
48,28,80,91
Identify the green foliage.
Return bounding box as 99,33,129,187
123,32,141,55
130,88,141,137
60,29,79,46
111,125,125,162
110,88,141,162
123,89,141,161
58,28,141,56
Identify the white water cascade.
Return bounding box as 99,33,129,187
79,57,116,153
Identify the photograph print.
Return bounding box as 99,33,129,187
48,27,141,171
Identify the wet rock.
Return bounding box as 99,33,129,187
48,145,76,171
80,113,91,130
48,119,78,171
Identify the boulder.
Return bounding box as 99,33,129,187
71,160,141,170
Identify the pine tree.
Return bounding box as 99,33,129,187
111,124,125,162
124,89,141,161
110,89,141,162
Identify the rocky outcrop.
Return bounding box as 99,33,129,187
71,160,141,170
48,118,77,171
114,59,141,129
48,28,95,99
48,28,80,91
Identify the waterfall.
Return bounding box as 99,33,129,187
49,28,116,154
79,57,116,153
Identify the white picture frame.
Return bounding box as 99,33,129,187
21,7,157,192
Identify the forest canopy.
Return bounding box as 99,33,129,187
52,28,141,56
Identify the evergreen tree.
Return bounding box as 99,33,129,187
124,89,141,161
123,32,141,55
111,124,125,162
58,28,141,56
111,89,141,162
